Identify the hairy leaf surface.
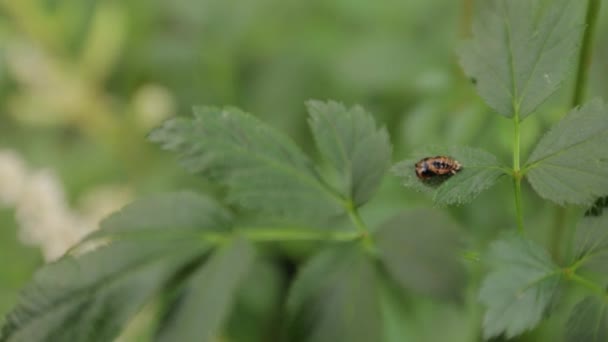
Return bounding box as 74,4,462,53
392,146,506,205
0,240,205,342
307,100,391,206
526,100,608,205
286,245,383,342
479,234,561,339
459,0,583,119
375,209,466,300
149,107,344,220
89,191,232,240
156,239,255,342
566,296,608,342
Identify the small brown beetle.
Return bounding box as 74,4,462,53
415,156,462,180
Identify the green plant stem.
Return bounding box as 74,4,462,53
569,273,607,299
346,202,368,234
344,200,376,251
235,228,361,242
513,114,524,234
552,0,601,262
79,228,364,249
571,0,601,107
514,178,524,233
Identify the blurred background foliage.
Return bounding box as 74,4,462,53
1,0,608,340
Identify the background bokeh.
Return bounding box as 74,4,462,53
1,0,608,340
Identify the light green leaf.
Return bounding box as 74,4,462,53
286,245,383,342
89,192,232,240
0,240,205,342
155,238,255,342
374,209,466,301
479,234,562,339
392,146,506,205
149,107,344,220
566,296,608,342
307,100,392,206
459,0,584,119
572,199,608,273
525,99,608,205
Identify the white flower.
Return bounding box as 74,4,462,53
1,149,133,262
15,170,83,261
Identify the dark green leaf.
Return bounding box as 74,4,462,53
225,258,285,342
286,245,383,342
89,192,232,240
392,146,506,205
525,99,608,205
0,240,205,342
459,0,584,119
479,234,562,339
307,100,391,206
374,209,466,301
573,207,608,273
566,296,608,342
155,238,255,342
149,107,344,220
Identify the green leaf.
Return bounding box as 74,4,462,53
0,240,205,342
374,209,466,301
286,245,383,342
89,192,232,240
572,203,608,273
225,259,285,342
566,296,608,342
149,107,344,220
459,0,584,119
525,99,608,205
392,146,506,205
155,238,255,342
307,100,392,206
479,234,562,339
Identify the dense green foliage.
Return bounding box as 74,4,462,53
2,0,608,341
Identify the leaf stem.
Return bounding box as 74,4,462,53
235,228,361,242
571,0,601,107
345,201,368,234
344,200,376,252
513,114,524,234
79,227,364,251
569,273,607,299
551,0,601,263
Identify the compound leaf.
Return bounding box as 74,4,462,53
149,107,344,220
479,234,562,339
155,238,255,342
286,245,383,342
392,146,506,205
374,209,466,301
566,296,608,342
0,239,206,342
525,99,608,205
459,0,584,119
307,100,391,207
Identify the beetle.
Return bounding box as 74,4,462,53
415,156,462,180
